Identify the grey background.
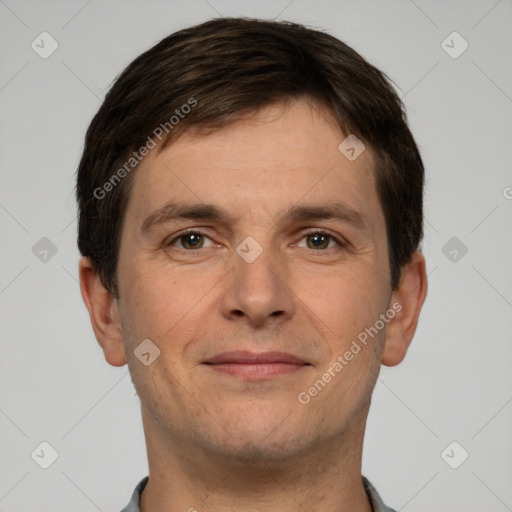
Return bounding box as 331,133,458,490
1,0,511,510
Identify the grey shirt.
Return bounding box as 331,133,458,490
120,476,397,512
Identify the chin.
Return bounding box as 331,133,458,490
199,411,315,464
208,434,308,467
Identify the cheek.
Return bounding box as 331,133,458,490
294,261,385,338
121,260,222,344
305,267,386,397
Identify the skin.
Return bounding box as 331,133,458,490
79,98,427,512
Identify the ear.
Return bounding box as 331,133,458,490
78,257,127,367
382,251,428,367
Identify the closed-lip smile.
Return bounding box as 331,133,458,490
203,351,310,379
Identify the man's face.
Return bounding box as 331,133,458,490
115,98,392,462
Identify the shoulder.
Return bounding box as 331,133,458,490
362,476,397,512
119,476,149,512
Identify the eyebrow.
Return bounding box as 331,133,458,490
141,202,228,234
140,201,369,234
284,203,368,231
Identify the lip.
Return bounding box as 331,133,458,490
205,351,307,365
203,351,310,379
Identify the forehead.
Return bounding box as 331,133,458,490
124,98,382,231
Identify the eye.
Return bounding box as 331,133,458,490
166,230,216,250
297,231,344,250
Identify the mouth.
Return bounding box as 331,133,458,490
203,351,311,379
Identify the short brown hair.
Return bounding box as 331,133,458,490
76,17,424,298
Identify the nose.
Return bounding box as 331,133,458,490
220,240,296,328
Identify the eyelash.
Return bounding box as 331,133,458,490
165,228,346,251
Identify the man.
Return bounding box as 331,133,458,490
76,17,427,512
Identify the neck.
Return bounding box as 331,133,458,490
139,408,373,512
